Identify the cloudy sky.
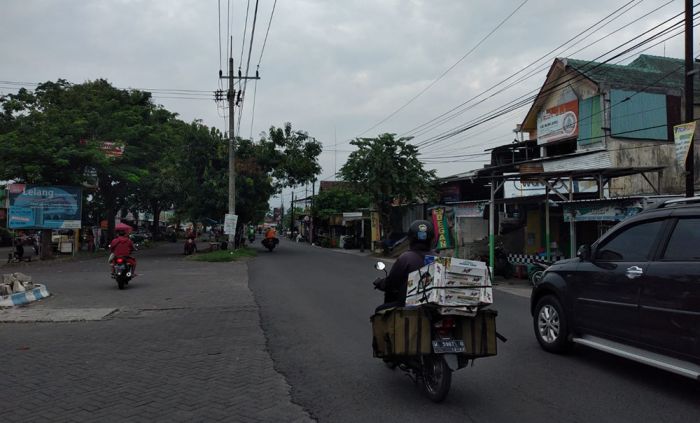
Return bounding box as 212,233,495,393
1,0,695,209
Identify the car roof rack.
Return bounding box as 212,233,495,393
648,196,700,209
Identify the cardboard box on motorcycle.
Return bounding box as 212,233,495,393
405,259,493,307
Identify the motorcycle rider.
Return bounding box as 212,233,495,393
374,220,435,311
109,229,136,275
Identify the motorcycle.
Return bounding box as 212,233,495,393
528,258,552,286
261,237,279,252
371,261,501,403
112,256,135,289
184,238,197,255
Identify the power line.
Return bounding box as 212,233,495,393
402,0,661,141
237,0,261,138
355,0,530,138
413,12,695,150
409,0,680,145
218,0,223,72
239,0,252,69
258,0,278,67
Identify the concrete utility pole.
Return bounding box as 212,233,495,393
686,0,695,197
227,57,236,242
218,47,260,242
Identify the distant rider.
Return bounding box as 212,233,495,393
109,229,136,275
374,220,434,311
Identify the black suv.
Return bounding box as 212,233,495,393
531,197,700,380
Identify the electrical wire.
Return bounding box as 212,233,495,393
414,12,696,150
404,0,668,142
240,0,252,69
237,0,261,138
412,5,690,148
258,0,278,67
355,0,530,138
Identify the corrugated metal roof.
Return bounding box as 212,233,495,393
566,55,700,93
542,150,612,172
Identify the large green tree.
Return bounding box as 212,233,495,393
0,79,167,252
339,133,437,235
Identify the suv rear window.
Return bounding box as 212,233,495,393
662,218,700,261
596,220,663,261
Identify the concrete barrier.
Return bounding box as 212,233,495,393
0,284,50,307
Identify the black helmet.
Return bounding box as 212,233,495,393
408,220,434,248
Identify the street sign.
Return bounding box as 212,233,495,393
674,122,696,164
224,214,238,235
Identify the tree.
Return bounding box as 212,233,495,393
264,122,323,189
312,185,370,220
338,133,437,236
0,79,164,254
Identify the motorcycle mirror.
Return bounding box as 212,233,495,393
375,261,386,271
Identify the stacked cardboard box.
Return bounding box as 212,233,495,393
405,256,492,315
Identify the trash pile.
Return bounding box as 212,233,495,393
406,256,493,316
0,272,36,296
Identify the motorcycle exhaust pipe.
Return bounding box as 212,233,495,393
126,272,132,278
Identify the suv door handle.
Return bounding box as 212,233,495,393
625,266,644,279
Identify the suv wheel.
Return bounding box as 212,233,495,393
534,295,572,353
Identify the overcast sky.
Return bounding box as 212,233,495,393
1,0,695,209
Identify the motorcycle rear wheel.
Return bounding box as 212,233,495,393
419,355,452,403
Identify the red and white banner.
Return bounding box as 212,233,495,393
537,99,579,145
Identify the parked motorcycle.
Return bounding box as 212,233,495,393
528,258,552,286
370,261,501,403
261,237,279,252
112,256,135,289
184,238,197,255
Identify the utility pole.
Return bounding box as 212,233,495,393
685,0,695,197
310,181,315,244
217,44,260,243
291,191,295,238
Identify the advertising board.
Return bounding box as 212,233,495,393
7,184,82,229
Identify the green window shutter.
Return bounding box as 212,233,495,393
610,90,667,140
578,95,603,146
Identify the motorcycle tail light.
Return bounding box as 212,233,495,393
434,318,455,329
116,258,124,264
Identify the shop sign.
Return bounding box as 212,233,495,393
454,202,486,218
7,184,82,229
537,99,579,145
432,207,454,250
673,122,696,165
564,202,643,222
440,185,460,203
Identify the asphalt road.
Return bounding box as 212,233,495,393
248,238,700,423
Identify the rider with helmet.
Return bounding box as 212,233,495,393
374,220,434,310
109,229,136,275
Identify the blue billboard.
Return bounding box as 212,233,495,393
7,184,82,229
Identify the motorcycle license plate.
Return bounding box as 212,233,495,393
432,339,465,354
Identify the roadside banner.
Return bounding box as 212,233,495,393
674,122,696,164
432,207,454,251
8,184,82,229
224,214,238,235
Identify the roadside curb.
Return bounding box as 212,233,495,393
0,284,50,307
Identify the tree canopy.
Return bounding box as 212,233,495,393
338,133,437,234
0,79,322,244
